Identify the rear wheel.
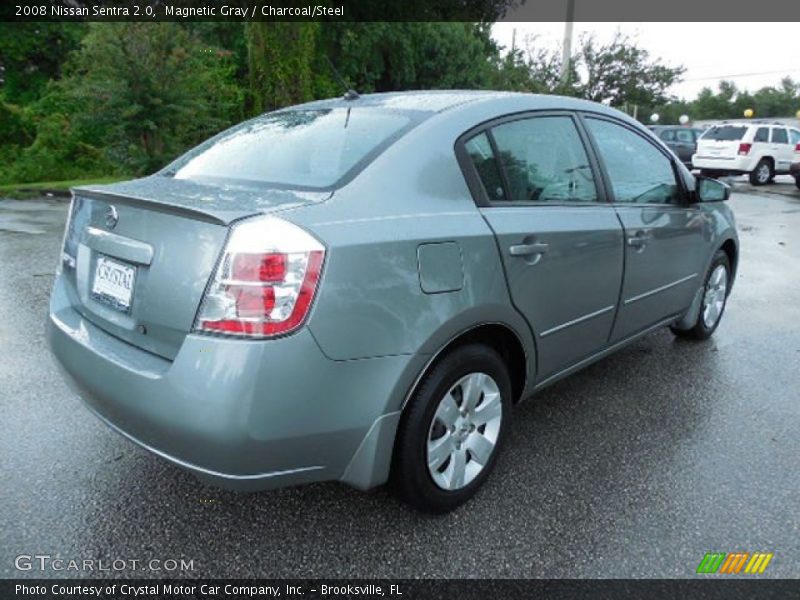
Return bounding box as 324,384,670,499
795,177,800,190
671,250,730,341
749,159,773,185
391,344,512,514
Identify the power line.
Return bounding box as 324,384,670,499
684,68,800,82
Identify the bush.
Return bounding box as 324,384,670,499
2,112,113,183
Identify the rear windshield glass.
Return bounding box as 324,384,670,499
168,108,415,188
701,125,747,141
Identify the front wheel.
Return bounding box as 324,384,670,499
391,344,512,514
671,250,731,341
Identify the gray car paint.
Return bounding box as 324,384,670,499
48,91,738,493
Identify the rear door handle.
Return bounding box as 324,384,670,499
509,242,549,257
627,230,652,249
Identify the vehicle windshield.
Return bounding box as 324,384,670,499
167,108,416,188
701,125,747,141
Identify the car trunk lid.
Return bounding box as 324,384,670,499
60,177,330,360
698,139,742,158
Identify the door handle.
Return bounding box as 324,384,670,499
627,230,652,249
509,242,549,257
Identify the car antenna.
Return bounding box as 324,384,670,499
324,56,359,101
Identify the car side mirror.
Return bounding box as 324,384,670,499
695,176,731,202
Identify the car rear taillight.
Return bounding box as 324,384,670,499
795,143,800,152
737,143,752,156
195,216,325,338
58,195,87,273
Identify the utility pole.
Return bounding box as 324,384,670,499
560,0,575,86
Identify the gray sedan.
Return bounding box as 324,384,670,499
48,91,738,513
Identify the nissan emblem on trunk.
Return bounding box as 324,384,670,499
105,205,119,229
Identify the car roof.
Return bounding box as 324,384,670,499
280,90,627,118
282,90,510,113
709,122,787,129
650,125,701,130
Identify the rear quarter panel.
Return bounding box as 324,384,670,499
285,99,539,403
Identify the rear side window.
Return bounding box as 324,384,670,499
701,125,747,141
169,108,414,188
771,128,789,144
464,133,505,201
754,127,769,142
489,116,598,202
659,129,675,141
675,129,694,143
586,118,680,205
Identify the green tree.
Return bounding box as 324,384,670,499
490,34,577,94
750,77,800,118
490,31,683,105
57,23,243,173
309,23,501,97
692,81,739,119
186,22,249,86
244,22,504,113
0,23,86,104
324,23,500,93
650,77,800,123
246,22,318,114
576,32,685,107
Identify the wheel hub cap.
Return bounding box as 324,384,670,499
426,372,503,491
702,264,728,328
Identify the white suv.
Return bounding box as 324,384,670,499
693,122,800,185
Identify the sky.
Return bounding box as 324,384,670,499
491,22,800,101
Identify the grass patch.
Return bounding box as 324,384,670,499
0,175,130,195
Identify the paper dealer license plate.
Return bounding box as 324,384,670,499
92,255,136,312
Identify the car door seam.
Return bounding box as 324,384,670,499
476,208,540,379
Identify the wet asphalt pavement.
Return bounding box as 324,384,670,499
1,183,799,579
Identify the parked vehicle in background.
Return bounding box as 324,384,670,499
693,122,800,185
792,130,800,190
649,125,704,168
47,91,739,513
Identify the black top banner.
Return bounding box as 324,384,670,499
3,0,800,22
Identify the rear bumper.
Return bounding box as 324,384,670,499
47,277,419,491
691,154,756,174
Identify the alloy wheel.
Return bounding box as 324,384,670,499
426,372,503,491
756,163,771,184
702,264,728,328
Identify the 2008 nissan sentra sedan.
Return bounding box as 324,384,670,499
48,91,738,513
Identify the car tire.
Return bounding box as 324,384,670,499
670,250,731,341
391,343,512,514
749,159,773,186
795,177,800,190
